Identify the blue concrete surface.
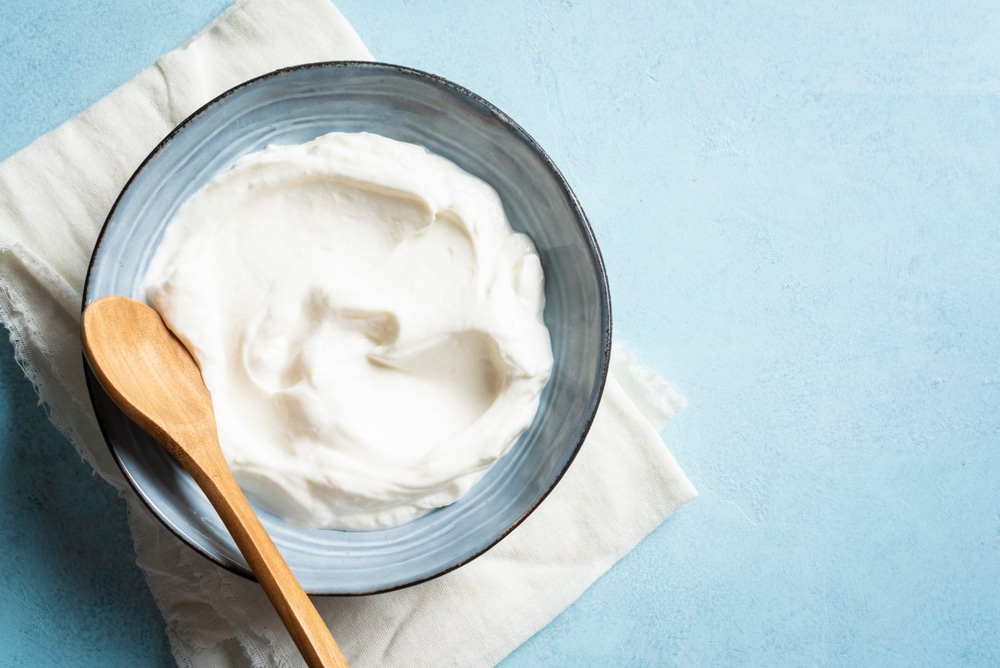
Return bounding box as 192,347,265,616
2,1,1000,665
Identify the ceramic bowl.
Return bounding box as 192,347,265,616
83,62,611,594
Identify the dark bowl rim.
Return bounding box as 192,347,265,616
81,60,612,595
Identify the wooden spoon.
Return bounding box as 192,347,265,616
81,295,350,668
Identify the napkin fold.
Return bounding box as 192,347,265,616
0,0,696,665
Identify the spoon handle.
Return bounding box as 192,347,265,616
188,441,350,668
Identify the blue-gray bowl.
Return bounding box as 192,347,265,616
83,62,611,595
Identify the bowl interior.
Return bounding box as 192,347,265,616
84,62,610,594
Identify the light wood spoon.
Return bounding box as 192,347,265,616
82,295,350,668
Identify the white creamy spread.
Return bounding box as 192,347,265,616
144,132,553,530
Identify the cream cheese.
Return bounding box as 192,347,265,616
144,132,552,530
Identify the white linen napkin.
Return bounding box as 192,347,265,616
0,0,697,665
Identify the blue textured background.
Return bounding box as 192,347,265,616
2,1,999,665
